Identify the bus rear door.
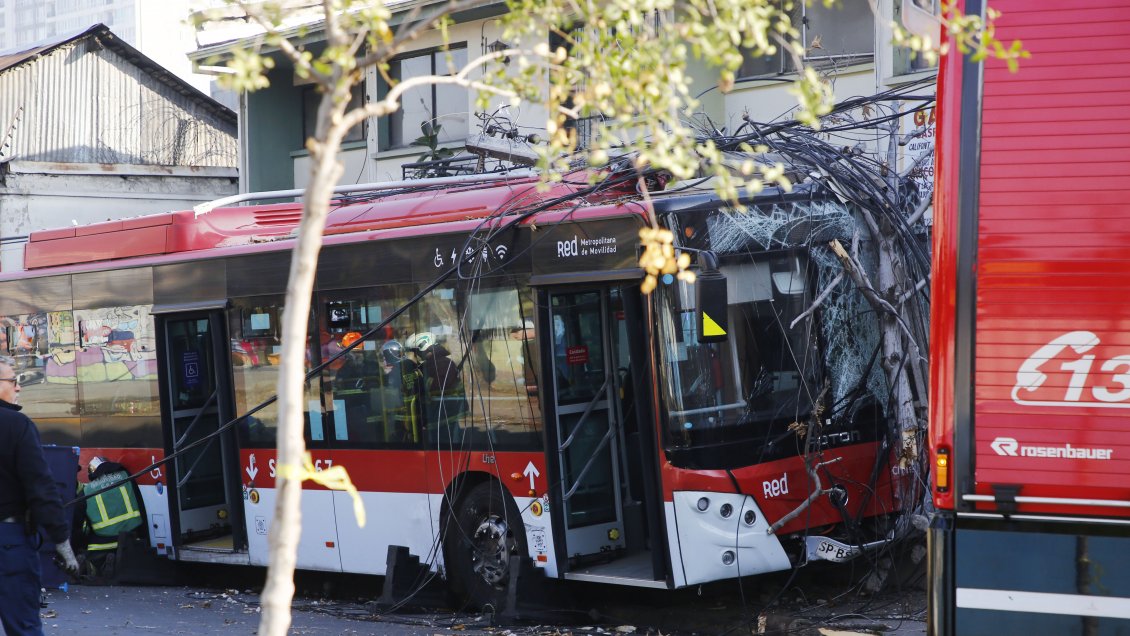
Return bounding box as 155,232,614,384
154,308,246,560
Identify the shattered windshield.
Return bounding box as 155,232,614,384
656,249,821,467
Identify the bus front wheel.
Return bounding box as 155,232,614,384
444,481,527,610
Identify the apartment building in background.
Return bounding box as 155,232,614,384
0,0,216,93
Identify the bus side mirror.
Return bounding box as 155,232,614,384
696,269,728,343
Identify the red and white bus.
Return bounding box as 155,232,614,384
929,1,1130,633
7,169,904,607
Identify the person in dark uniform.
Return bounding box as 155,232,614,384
333,332,378,443
381,340,423,443
0,359,79,636
406,332,466,440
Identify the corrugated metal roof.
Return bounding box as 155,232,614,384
0,41,59,72
0,24,234,125
0,25,237,167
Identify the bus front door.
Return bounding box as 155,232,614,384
156,311,243,552
547,289,626,562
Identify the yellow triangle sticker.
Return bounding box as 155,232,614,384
702,312,726,337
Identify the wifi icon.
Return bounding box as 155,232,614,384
494,245,509,261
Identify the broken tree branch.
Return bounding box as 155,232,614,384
791,271,843,330
828,239,917,347
767,457,844,534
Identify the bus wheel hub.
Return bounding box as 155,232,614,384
471,516,512,586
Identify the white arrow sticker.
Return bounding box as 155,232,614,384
523,461,541,491
246,453,259,480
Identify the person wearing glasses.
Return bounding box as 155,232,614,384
0,359,79,635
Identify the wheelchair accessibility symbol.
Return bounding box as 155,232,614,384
183,351,200,388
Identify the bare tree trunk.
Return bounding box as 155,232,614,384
880,110,921,469
876,232,919,467
258,140,345,636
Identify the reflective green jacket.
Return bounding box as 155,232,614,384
84,469,142,545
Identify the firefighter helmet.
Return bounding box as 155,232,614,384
341,331,363,349
88,456,106,476
381,340,404,365
406,332,436,353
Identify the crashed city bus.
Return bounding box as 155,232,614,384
4,170,906,607
928,0,1130,633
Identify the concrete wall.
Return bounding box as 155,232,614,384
292,144,368,190
0,161,237,271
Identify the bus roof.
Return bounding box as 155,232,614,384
23,176,597,270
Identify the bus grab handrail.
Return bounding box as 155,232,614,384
176,434,221,490
669,400,748,417
963,494,1130,509
172,390,219,449
562,424,618,502
173,390,220,489
558,377,611,452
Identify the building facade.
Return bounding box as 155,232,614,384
191,0,936,201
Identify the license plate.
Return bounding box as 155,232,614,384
808,537,862,563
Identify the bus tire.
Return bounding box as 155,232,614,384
444,481,527,610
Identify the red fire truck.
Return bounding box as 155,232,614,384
929,0,1130,633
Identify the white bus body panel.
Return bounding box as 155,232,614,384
245,488,342,571
335,490,437,575
669,491,790,586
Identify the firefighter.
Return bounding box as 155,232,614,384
334,332,376,442
80,457,143,577
381,339,423,443
406,332,465,441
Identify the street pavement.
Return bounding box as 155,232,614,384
42,585,500,635
41,581,926,635
38,549,928,636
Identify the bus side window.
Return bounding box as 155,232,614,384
2,311,81,446
322,285,424,448
409,283,463,448
73,306,161,448
230,298,289,448
462,281,542,451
